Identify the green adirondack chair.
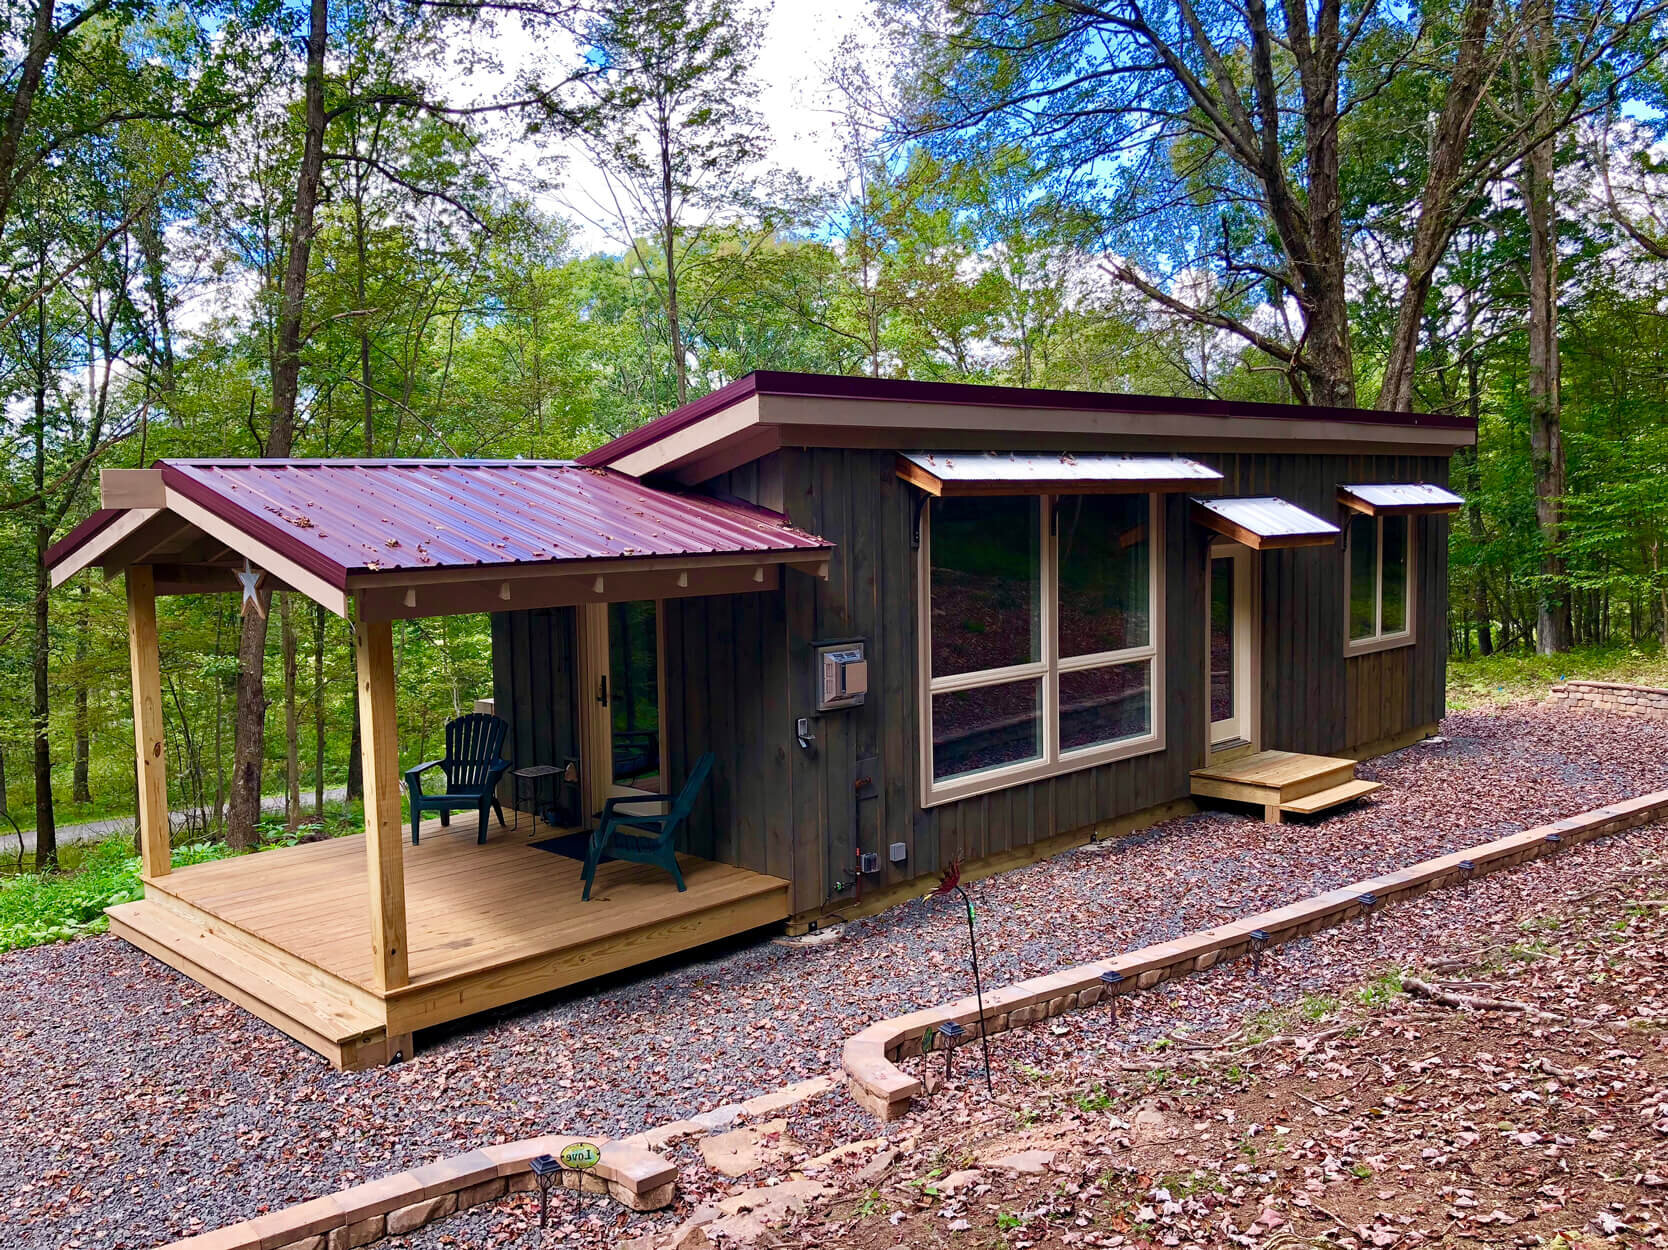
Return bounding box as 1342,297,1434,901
581,752,715,901
405,713,511,845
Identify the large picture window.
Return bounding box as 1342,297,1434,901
923,493,1162,801
1346,513,1412,649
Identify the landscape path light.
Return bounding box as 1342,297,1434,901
931,860,994,1094
528,1154,561,1230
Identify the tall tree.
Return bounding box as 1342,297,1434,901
574,0,770,406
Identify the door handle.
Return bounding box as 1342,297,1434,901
597,674,608,706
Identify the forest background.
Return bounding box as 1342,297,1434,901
4,0,1668,874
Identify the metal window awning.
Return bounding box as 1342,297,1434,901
1192,496,1340,550
1338,482,1463,515
896,451,1222,496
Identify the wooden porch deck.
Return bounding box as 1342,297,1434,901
107,815,791,1069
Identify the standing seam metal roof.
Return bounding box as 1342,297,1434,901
156,460,831,585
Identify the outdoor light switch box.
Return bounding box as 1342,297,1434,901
817,643,868,710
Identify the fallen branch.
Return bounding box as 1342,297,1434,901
1402,975,1573,1025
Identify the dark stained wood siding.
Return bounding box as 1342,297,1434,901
492,445,1453,918
489,607,580,811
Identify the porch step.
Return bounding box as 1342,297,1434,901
1279,778,1383,816
108,899,390,1069
1190,750,1359,805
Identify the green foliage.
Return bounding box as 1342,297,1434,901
0,837,232,952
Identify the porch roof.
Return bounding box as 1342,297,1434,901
47,460,833,617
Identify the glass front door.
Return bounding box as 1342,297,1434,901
606,600,662,792
580,599,665,817
1209,545,1253,749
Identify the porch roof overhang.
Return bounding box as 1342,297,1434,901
1192,496,1341,550
47,460,834,619
1337,482,1464,516
896,451,1222,496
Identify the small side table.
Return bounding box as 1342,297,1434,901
512,765,563,831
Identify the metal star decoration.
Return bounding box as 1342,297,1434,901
236,560,267,619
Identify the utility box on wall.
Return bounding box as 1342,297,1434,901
816,642,868,710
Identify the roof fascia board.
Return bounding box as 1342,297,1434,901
355,560,794,623
764,395,1475,451
342,544,831,591
162,483,350,616
608,393,762,479
48,508,163,587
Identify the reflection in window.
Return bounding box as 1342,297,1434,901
609,600,660,786
1348,512,1413,645
1348,514,1377,641
924,493,1160,793
1381,516,1408,633
1061,661,1151,753
1209,557,1235,723
929,496,1040,677
932,679,1042,781
1056,494,1149,656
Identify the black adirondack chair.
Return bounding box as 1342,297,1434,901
581,752,715,901
405,713,512,845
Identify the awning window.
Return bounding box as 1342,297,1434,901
1192,496,1339,550
896,451,1221,496
1338,483,1463,515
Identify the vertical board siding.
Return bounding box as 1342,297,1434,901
489,608,579,810
492,446,1453,920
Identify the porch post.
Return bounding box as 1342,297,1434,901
354,617,410,992
125,565,170,879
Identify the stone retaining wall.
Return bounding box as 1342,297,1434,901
1549,680,1668,721
842,789,1668,1122
160,1076,838,1250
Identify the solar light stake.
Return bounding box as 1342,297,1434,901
1249,929,1270,976
1458,860,1475,894
1358,893,1377,927
933,861,994,1095
936,1020,966,1083
1099,969,1124,1024
528,1154,561,1230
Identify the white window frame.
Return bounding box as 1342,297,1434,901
917,493,1166,807
1344,513,1417,655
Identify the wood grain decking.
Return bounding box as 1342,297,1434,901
1190,749,1381,824
108,816,791,1068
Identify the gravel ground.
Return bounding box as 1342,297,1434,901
3,700,1667,1250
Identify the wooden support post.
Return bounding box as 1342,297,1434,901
354,617,410,993
126,566,170,879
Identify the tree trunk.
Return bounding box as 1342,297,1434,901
282,591,300,828
30,241,56,870
658,107,686,406
72,581,91,803
1522,0,1569,655
226,0,329,848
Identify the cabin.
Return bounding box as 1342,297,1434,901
46,371,1472,1069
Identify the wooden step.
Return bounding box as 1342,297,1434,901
1279,778,1384,816
108,899,391,1069
1190,750,1359,804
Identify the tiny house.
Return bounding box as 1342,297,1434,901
49,371,1471,1067
511,371,1471,920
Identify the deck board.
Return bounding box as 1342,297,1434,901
125,815,792,1065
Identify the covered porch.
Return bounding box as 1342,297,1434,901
108,812,790,1069
47,458,830,1068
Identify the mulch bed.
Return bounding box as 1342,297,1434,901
2,700,1666,1249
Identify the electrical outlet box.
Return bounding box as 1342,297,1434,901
859,852,881,874
816,642,868,710
888,841,907,864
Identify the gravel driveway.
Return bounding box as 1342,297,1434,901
3,701,1666,1250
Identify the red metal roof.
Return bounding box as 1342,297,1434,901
580,370,1480,468
150,460,830,586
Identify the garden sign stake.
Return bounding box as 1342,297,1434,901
933,859,994,1094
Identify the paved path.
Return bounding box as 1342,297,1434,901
6,788,349,857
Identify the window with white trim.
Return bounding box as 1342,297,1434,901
1346,512,1411,647
923,493,1161,801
